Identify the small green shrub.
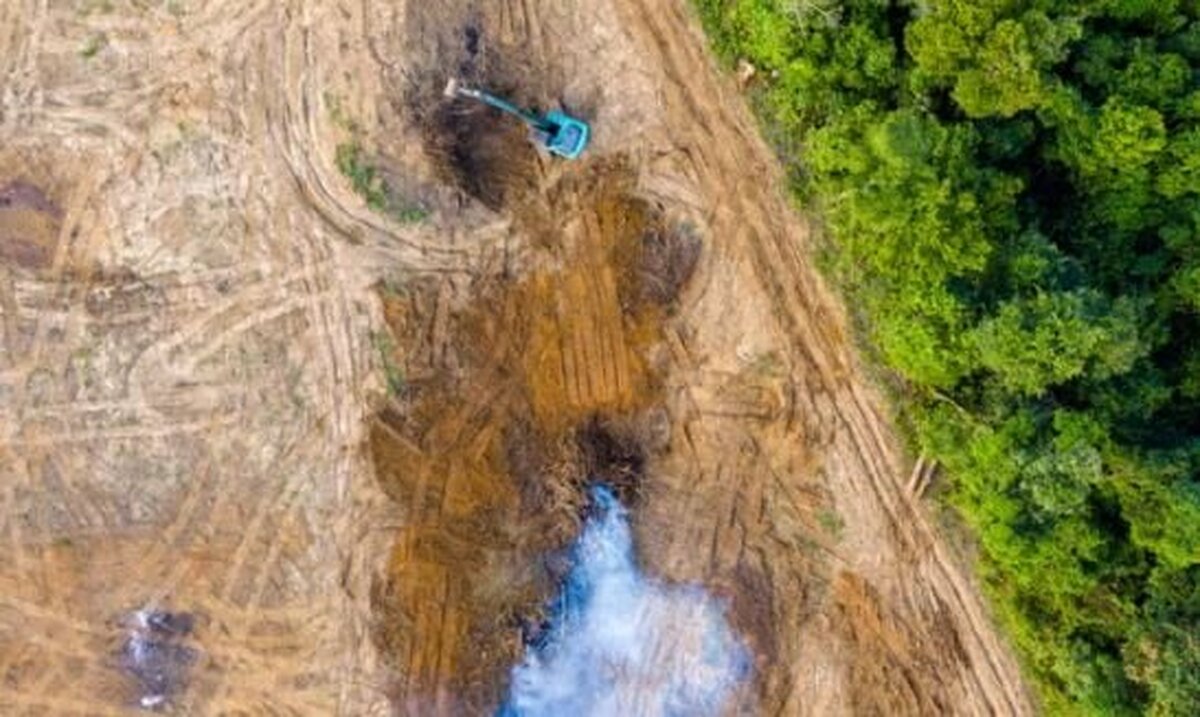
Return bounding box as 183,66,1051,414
80,33,106,59
817,508,845,540
372,331,406,398
335,142,428,224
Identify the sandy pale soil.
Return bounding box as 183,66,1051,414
0,1,1031,715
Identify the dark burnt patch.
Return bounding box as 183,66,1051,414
144,610,196,638
427,96,541,211
637,222,702,308
613,211,703,314
0,180,61,271
504,416,587,548
1,180,60,215
401,20,549,211
462,22,481,69
577,417,646,507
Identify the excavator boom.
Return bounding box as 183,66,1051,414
443,79,590,160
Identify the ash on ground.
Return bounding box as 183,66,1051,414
119,609,199,711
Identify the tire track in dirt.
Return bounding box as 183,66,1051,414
280,8,400,709
0,0,44,130
270,0,501,275
0,0,405,712
282,0,1038,711
610,1,1031,714
365,161,679,711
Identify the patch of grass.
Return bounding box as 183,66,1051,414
335,142,428,224
379,276,405,298
77,0,114,16
746,350,786,378
372,331,406,398
817,508,844,540
390,204,431,224
796,533,823,558
80,33,107,59
324,92,360,134
336,142,388,209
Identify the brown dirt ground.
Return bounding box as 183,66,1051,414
0,0,1031,715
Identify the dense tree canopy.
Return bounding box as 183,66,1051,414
697,0,1200,713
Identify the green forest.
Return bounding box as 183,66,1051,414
694,0,1200,713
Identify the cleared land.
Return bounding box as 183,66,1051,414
0,1,1029,714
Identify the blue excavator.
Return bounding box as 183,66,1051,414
444,79,591,160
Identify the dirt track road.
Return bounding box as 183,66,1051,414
1,1,1030,714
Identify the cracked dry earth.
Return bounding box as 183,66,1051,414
0,1,1032,715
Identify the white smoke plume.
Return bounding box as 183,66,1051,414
501,486,749,716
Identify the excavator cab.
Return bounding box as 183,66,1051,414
540,110,590,160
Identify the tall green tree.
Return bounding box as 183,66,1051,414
696,0,1200,712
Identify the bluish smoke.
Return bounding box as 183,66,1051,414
500,486,750,717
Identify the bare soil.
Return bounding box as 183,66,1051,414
0,1,1031,715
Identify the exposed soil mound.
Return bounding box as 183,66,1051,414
369,161,688,710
